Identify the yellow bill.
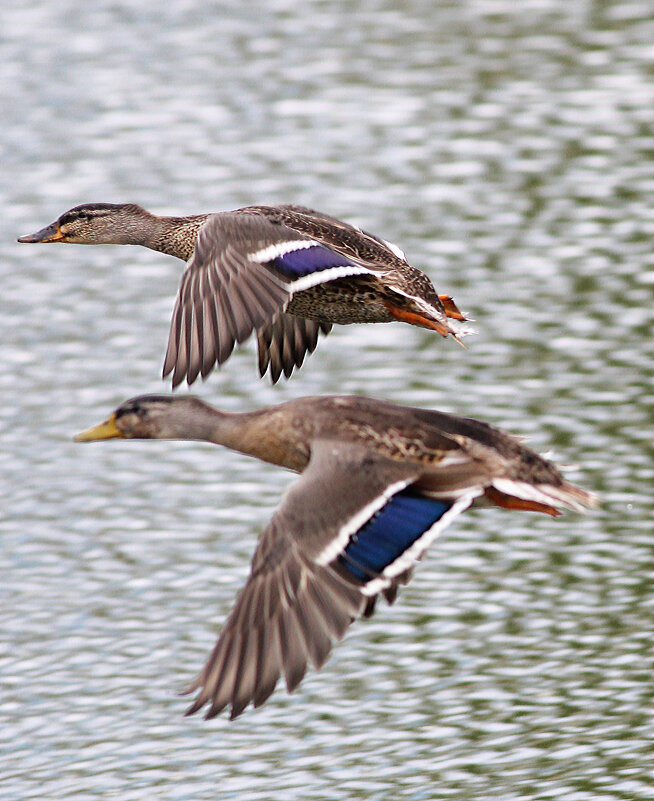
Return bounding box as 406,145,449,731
74,413,124,442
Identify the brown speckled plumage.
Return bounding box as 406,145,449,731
19,202,472,384
75,393,595,720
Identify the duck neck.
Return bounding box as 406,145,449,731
132,213,209,261
184,402,304,470
205,409,267,456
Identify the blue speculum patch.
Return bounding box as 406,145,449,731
338,491,452,581
269,245,354,277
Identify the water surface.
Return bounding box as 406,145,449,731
2,1,653,799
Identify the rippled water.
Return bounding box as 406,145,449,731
2,1,653,799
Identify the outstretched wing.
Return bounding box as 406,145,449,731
184,441,478,720
162,212,375,387
256,313,333,382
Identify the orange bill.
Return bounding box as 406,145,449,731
17,222,64,243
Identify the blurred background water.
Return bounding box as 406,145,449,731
1,0,653,799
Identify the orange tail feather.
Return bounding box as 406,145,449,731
438,294,467,321
484,486,561,517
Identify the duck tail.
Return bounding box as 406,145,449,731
486,479,598,517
